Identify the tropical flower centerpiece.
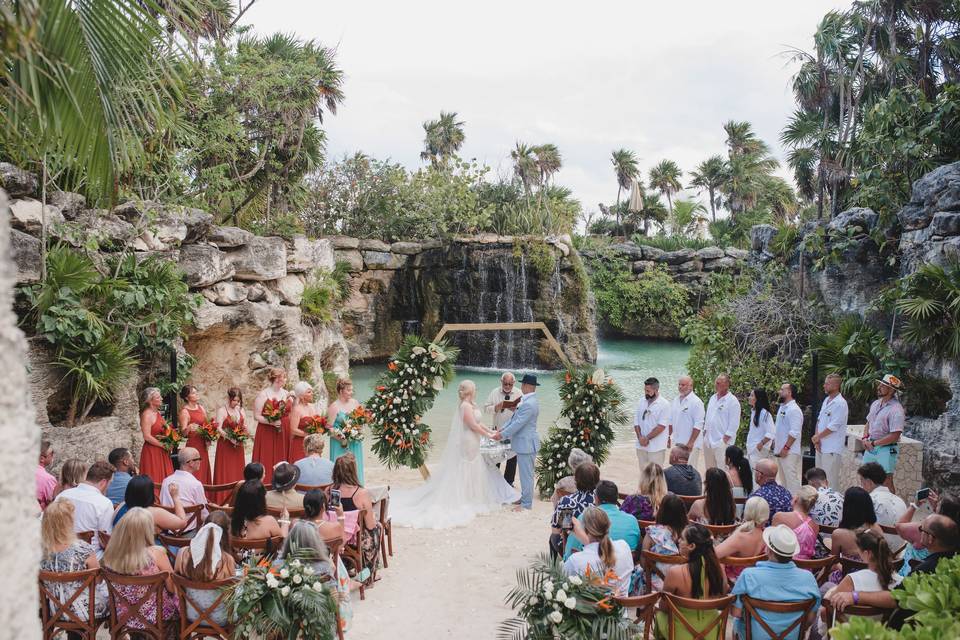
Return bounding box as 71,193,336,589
536,368,628,496
262,398,288,424
156,422,183,452
499,554,636,640
222,414,250,445
303,415,329,436
333,405,371,443
225,555,340,640
368,335,459,470
197,417,220,443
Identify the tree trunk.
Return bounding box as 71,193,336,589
615,185,622,233
708,187,716,222
666,191,673,216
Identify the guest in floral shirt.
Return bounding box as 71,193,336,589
549,462,599,557
806,467,844,527
749,459,793,525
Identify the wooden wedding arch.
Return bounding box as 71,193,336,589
432,321,571,367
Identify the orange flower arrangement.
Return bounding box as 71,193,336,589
261,398,288,423
222,414,250,444
197,418,220,443
157,423,183,452
303,415,329,435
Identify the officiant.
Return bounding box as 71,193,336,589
484,372,519,486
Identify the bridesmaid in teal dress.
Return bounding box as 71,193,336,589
326,377,364,484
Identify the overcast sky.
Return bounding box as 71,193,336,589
243,0,849,217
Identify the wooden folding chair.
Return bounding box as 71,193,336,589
231,535,284,563
642,549,687,594
97,531,111,550
679,495,705,507
158,533,193,567
76,530,95,544
795,555,837,586
101,568,175,640
159,503,206,535
734,496,747,505
38,568,104,640
720,553,767,573
659,593,735,640
615,592,660,640
638,519,656,530
377,486,394,563
840,555,904,577
315,573,346,640
341,509,371,600
741,596,817,640
267,506,306,521
203,482,239,507
824,600,894,628
295,482,332,493
703,523,738,538
172,574,237,640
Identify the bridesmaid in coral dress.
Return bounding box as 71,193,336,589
253,368,290,484
139,387,174,484
213,387,248,503
178,385,212,485
289,381,323,463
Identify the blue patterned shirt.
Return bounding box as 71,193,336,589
749,481,793,525
551,490,595,528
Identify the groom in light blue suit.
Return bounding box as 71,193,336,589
494,373,540,509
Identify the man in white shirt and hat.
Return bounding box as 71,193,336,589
773,382,804,494
810,373,849,491
703,374,741,470
484,371,519,486
634,377,671,471
668,375,705,470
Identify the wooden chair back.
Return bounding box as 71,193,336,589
341,508,370,599
159,503,205,535
720,553,767,570
641,549,687,594
172,574,237,640
660,593,735,640
76,530,94,544
216,505,233,517
295,483,332,493
97,531,111,549
376,486,393,564
840,555,904,576
637,519,656,530
266,506,306,520
734,496,748,505
828,602,894,624
203,482,239,506
102,568,173,640
703,523,739,538
818,524,836,535
614,592,660,640
741,596,817,640
38,568,102,640
795,555,837,586
679,495,705,506
231,535,284,562
158,533,193,566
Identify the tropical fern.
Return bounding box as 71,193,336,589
894,261,960,359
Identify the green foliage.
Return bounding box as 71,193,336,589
537,368,629,498
301,262,350,326
892,260,960,360
587,257,691,333
520,241,558,277
420,111,465,166
631,234,714,251
770,224,800,259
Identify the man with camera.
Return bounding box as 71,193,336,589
485,371,520,486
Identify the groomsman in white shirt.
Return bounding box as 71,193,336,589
810,373,849,490
703,374,741,470
774,382,804,493
668,376,705,470
634,377,671,470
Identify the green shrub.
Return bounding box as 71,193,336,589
301,261,350,325
630,234,714,251
892,260,960,360
520,240,557,277
588,256,690,332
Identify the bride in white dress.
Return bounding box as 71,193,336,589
391,380,521,529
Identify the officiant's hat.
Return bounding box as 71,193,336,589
520,373,541,386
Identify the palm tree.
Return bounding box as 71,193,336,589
689,155,728,222
511,142,538,195
648,159,683,216
626,193,669,236
420,111,465,166
670,199,709,236
610,148,639,230
532,144,562,187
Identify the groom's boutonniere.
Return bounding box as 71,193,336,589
682,406,689,413
642,409,651,420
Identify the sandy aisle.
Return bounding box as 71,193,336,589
348,442,645,639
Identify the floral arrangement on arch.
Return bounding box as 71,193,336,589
156,422,183,452
498,554,637,640
224,554,341,640
368,335,459,470
535,368,628,496
222,414,250,445
332,405,372,443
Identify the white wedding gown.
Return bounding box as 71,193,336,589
391,402,520,529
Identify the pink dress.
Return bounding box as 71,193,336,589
793,515,817,560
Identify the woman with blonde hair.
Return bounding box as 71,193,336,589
715,496,769,582
101,507,179,625
40,500,108,620
621,462,667,522
772,484,820,560
564,506,634,596
289,380,323,463
139,386,174,483
326,377,365,483
253,367,291,484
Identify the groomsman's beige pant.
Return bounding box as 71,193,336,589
777,453,803,493
688,447,703,473
703,445,728,470
816,451,842,490
636,448,666,473
748,447,773,470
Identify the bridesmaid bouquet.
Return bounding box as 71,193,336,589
222,415,250,445
198,418,220,443
262,398,288,423
333,405,371,443
303,415,329,435
157,423,183,452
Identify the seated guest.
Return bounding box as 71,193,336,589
731,525,821,640
549,462,600,556
101,507,179,625
225,462,267,507
563,506,634,596
105,448,136,506
828,514,959,630
39,499,108,620
57,460,115,555
725,445,753,517
641,493,688,591
332,454,383,580
295,434,335,487
664,445,702,497
230,481,290,542
830,487,883,561
302,489,346,542
114,474,189,533
37,440,58,510
57,458,87,498
859,462,907,529
160,448,209,520
655,523,729,640
806,467,843,528
896,490,960,577
278,521,353,632
688,467,737,526
820,529,899,631
771,485,819,560
748,459,792,525
266,462,305,510
174,511,236,625
551,447,593,508
565,480,640,559
716,496,770,582
621,462,667,522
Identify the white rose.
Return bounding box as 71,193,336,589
279,568,289,579
548,611,563,624
555,589,567,602
266,575,279,588
290,559,301,568
304,565,315,575
568,576,582,586
280,585,291,597
412,346,426,355
528,596,539,606
564,597,576,609
293,574,302,584
543,580,554,593
312,581,323,591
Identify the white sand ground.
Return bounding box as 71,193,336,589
348,442,647,640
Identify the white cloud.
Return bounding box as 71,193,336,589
242,0,849,216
